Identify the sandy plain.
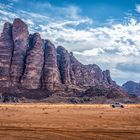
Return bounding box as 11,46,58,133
0,104,139,140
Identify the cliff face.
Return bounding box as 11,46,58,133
69,53,115,86
0,18,117,91
10,18,29,86
21,33,44,89
42,40,62,90
0,22,13,87
57,46,75,85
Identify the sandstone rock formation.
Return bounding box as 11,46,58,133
69,53,115,86
57,46,75,85
0,18,118,92
103,70,116,85
21,33,44,89
42,40,61,90
0,22,13,87
10,18,29,86
0,18,138,103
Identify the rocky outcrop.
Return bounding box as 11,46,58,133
42,41,62,90
57,46,75,85
70,53,114,86
0,22,13,87
0,18,119,93
10,18,29,86
21,33,44,89
122,81,140,96
103,70,116,85
82,84,127,98
0,18,137,103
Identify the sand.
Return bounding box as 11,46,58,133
0,104,139,140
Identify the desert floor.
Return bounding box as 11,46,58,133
0,104,139,140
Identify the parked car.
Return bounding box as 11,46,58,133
111,102,124,108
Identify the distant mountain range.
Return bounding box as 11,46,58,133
0,18,139,103
122,81,140,96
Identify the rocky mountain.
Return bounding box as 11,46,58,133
122,81,140,96
0,18,139,103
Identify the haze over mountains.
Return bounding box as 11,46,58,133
0,18,139,103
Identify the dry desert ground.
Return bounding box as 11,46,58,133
0,104,139,140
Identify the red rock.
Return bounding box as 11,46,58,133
0,22,13,87
57,46,75,85
103,70,116,85
42,40,62,90
70,53,103,86
0,18,120,93
21,33,44,89
10,18,29,86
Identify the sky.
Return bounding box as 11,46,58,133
0,0,140,85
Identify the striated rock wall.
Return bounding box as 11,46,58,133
0,22,13,87
21,33,44,89
42,40,62,90
103,70,116,85
57,46,75,85
0,18,117,91
10,18,29,86
70,53,114,86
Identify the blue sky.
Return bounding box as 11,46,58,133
0,0,140,85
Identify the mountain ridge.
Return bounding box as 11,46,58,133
0,18,139,103
122,81,140,96
0,18,116,90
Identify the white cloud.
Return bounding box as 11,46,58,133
38,17,140,57
136,4,140,13
111,68,140,85
65,5,81,19
74,48,104,56
0,3,13,9
0,9,17,18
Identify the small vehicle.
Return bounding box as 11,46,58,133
111,102,124,108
